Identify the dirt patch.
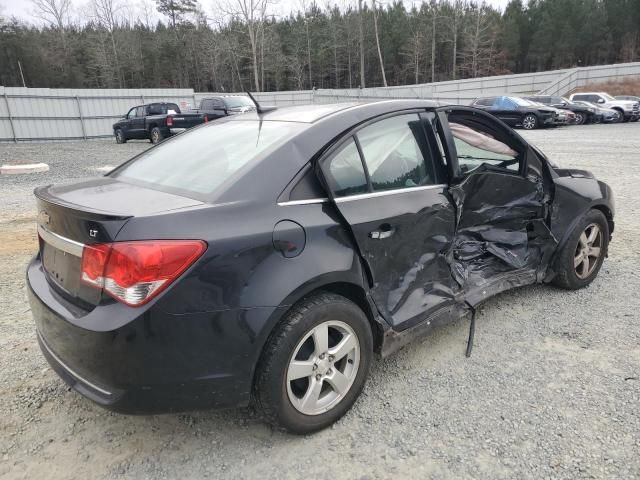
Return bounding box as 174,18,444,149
0,224,38,256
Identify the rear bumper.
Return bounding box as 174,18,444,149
169,128,188,135
27,255,283,414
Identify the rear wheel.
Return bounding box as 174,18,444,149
150,127,164,144
114,129,126,144
254,292,373,434
522,114,538,130
552,209,609,290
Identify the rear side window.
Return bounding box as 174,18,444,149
356,114,434,191
572,94,589,102
325,138,368,197
111,121,303,199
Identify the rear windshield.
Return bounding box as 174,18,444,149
147,103,180,114
111,120,303,200
224,97,255,109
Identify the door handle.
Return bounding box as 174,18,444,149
369,224,395,239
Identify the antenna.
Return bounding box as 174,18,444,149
245,91,277,114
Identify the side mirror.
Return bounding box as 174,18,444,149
597,98,605,104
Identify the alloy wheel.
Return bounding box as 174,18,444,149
286,320,360,416
574,223,602,279
575,113,584,124
522,115,537,130
152,130,160,143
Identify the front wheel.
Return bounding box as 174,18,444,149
574,112,586,125
522,114,538,130
150,127,164,144
254,292,373,434
552,209,609,290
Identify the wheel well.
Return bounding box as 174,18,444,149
592,204,614,235
320,282,384,353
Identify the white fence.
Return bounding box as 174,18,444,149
1,62,639,142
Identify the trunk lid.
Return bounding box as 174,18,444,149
35,177,204,308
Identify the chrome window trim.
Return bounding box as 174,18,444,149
37,224,84,257
335,184,446,203
37,330,113,396
277,198,329,206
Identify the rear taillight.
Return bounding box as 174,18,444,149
204,115,209,123
81,240,206,307
166,116,173,126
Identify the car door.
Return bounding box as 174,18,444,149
489,97,521,125
121,107,137,138
438,107,556,305
317,111,459,330
129,106,147,138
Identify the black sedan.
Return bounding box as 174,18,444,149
470,96,557,129
27,101,614,434
525,95,596,125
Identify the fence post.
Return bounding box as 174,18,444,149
4,93,17,143
76,95,87,140
192,94,197,109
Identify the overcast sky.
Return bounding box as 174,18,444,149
0,0,512,25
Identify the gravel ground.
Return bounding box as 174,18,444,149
0,124,639,480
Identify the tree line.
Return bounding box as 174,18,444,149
0,0,639,93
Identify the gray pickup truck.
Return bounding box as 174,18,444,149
569,92,639,122
113,102,208,144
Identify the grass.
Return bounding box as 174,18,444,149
571,78,640,96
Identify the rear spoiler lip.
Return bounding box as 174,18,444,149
34,185,133,220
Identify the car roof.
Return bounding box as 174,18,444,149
226,100,439,124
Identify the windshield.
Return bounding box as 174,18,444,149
224,97,255,109
111,121,303,199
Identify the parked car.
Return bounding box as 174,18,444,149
470,96,556,129
615,96,640,121
572,101,621,123
568,92,639,122
194,95,257,120
525,95,596,125
112,102,208,144
28,101,614,434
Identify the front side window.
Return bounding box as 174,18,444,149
111,120,304,199
126,107,136,119
356,114,434,191
449,122,521,175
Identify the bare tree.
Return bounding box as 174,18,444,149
459,3,496,78
31,0,71,30
371,0,387,86
358,0,365,88
92,0,124,87
31,0,71,48
219,0,273,91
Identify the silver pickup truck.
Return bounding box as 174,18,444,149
569,92,639,122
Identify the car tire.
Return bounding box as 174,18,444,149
552,209,609,290
150,127,164,144
522,114,538,130
114,129,126,144
574,112,585,125
612,109,624,123
254,292,373,434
